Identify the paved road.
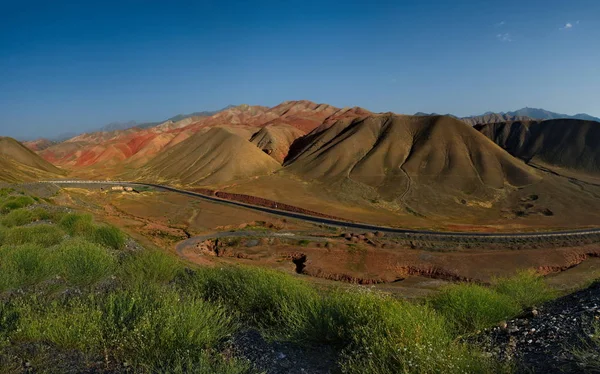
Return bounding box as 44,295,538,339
40,180,600,242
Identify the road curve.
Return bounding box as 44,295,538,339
39,180,600,242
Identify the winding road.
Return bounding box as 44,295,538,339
40,180,600,243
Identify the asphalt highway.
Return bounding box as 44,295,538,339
40,180,600,242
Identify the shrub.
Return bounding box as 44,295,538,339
0,244,53,290
1,208,34,227
92,225,125,250
121,249,183,285
55,239,116,286
0,226,6,245
98,286,236,368
0,196,35,214
0,187,14,198
182,266,318,330
329,290,502,374
58,213,94,237
431,283,520,334
16,298,103,352
571,320,600,372
4,224,65,247
493,270,556,308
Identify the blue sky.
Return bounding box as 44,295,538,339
0,0,599,139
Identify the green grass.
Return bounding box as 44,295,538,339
571,319,600,372
59,213,125,249
492,270,556,308
0,244,54,291
180,266,505,373
430,283,521,334
182,266,317,330
58,213,95,237
55,239,116,286
92,224,125,249
0,190,541,373
0,196,35,214
120,249,183,285
3,224,65,247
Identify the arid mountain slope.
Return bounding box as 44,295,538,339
286,115,539,201
250,124,305,163
35,101,364,174
23,138,55,152
0,137,64,182
135,127,281,185
476,119,600,176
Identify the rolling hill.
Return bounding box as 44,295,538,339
250,124,305,163
135,127,281,185
33,101,369,175
475,119,600,176
0,137,64,182
285,114,539,201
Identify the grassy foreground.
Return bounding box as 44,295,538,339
0,188,558,373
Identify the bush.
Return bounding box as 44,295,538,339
98,286,236,368
431,283,520,334
0,196,35,214
55,239,116,286
182,266,318,330
329,290,502,374
59,213,95,237
4,224,65,247
121,249,183,285
183,267,503,373
1,208,34,227
0,244,54,290
16,298,103,352
59,213,125,249
493,270,556,308
92,225,125,250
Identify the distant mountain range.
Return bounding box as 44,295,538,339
41,105,240,141
461,108,600,126
415,107,599,126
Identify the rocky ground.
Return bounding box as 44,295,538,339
226,329,339,374
477,281,600,373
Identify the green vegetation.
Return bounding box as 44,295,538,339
0,190,566,373
430,271,556,334
0,195,35,213
492,269,556,308
571,320,600,372
431,283,520,334
59,212,125,249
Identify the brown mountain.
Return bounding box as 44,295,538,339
475,119,600,176
0,137,64,182
135,127,281,186
36,101,366,175
285,114,539,201
250,124,305,163
23,138,55,152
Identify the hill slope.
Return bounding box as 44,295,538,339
285,115,539,201
136,127,281,185
250,124,305,163
0,137,64,181
475,119,600,176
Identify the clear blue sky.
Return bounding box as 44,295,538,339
1,0,599,139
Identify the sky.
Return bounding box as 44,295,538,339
0,0,599,140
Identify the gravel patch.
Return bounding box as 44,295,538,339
226,329,339,374
477,281,600,373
